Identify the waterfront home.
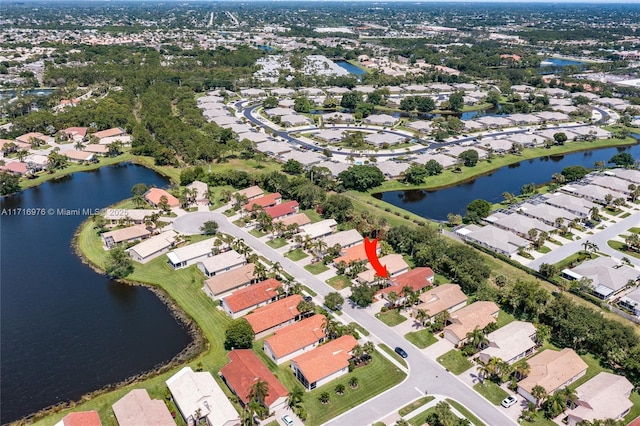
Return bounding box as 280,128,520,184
112,389,174,426
83,144,109,156
411,284,468,320
376,161,410,179
566,372,633,426
560,183,627,205
54,411,102,426
103,209,158,225
220,350,288,411
101,225,151,249
244,192,281,212
290,335,357,391
357,254,409,284
203,263,256,300
619,287,640,316
144,188,180,208
561,257,639,300
186,180,209,204
456,224,529,258
197,249,245,277
93,127,126,140
232,185,264,202
244,294,303,338
98,135,133,145
166,366,239,426
298,219,338,241
485,212,555,240
604,168,640,185
320,229,363,250
64,150,95,163
0,161,28,175
517,348,588,404
442,301,499,345
128,230,177,263
516,202,579,227
364,114,398,127
263,315,327,365
221,278,282,319
478,321,537,365
586,175,633,195
542,192,598,218
263,200,299,219
166,238,215,269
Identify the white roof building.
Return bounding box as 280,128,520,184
299,219,338,240
478,321,537,365
567,372,633,426
364,114,399,126
320,229,364,249
456,224,529,257
128,230,177,264
562,257,638,299
197,249,246,277
166,238,215,269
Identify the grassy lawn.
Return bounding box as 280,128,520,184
473,381,509,405
608,240,640,259
302,286,317,297
399,396,435,416
379,344,408,368
36,218,239,425
249,228,268,238
301,208,323,223
266,237,288,249
495,309,516,329
536,246,551,254
624,391,640,423
375,309,408,327
285,248,309,261
437,350,473,375
405,329,437,349
446,399,485,426
326,275,352,290
351,322,370,337
408,406,436,426
568,352,613,391
629,227,640,234
304,262,329,275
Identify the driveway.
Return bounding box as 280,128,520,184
173,210,516,426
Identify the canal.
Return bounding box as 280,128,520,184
0,163,192,424
374,142,640,222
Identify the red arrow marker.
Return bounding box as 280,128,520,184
364,237,389,279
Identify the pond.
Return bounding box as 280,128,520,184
334,60,367,76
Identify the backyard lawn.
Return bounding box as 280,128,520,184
473,381,509,405
285,248,309,261
375,309,408,327
304,262,329,275
495,310,516,329
437,350,473,375
405,329,437,349
326,275,352,290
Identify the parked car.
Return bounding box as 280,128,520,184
282,414,294,426
394,347,408,358
501,396,518,408
303,295,312,302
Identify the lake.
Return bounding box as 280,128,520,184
0,163,192,423
334,60,367,76
540,57,587,68
373,143,640,222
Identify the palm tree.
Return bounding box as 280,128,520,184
401,286,415,311
531,385,548,408
466,327,488,350
476,360,491,383
560,386,578,410
513,361,530,381
16,150,28,162
581,240,599,256
286,388,304,410
349,376,359,389
351,344,364,364
589,206,600,222
362,341,375,363
416,308,429,327
248,379,269,405
387,291,399,308
335,383,345,395
319,391,330,404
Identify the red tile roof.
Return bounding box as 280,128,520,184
245,295,302,334
334,242,368,265
264,200,299,219
94,127,125,139
390,267,434,293
1,162,28,175
291,335,357,384
264,315,326,359
221,350,288,407
62,411,102,426
222,279,282,313
144,188,179,207
62,127,88,138
245,193,281,211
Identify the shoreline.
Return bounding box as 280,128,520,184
10,215,206,426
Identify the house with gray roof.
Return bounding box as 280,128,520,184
478,321,537,365
456,224,529,257
197,249,246,277
485,212,554,240
566,373,633,426
320,229,364,249
166,238,215,269
516,202,579,226
618,287,640,316
542,192,598,217
364,114,399,127
128,230,177,264
604,168,640,185
365,132,405,146
562,257,639,299
377,161,410,179
560,183,627,205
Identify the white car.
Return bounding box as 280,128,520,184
501,395,518,408
281,414,294,426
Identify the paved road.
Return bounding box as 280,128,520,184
528,209,640,270
173,212,516,426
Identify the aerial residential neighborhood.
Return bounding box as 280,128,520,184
1,2,640,426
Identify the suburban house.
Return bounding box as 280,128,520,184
275,212,311,228
128,230,177,263
298,219,338,241
186,180,209,205
204,263,257,300
103,209,159,225
566,372,633,426
377,267,435,302
244,295,303,338
64,150,95,163
442,301,499,345
166,238,215,269
0,161,28,175
320,229,364,250
263,200,299,219
221,278,282,319
101,225,151,249
197,249,246,277
245,193,282,212
516,202,579,227
233,185,264,202
542,192,598,218
93,127,126,140
290,335,358,391
605,168,640,185
166,366,239,426
144,188,180,208
357,254,410,284
485,212,555,240
220,350,288,411
561,257,639,299
456,224,529,257
619,287,640,316
54,411,102,426
411,284,468,320
334,242,368,266
477,321,537,365
263,315,327,364
560,183,627,205
517,348,588,404
111,389,175,426
364,114,398,126
16,132,54,145
59,127,88,142
83,144,109,156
